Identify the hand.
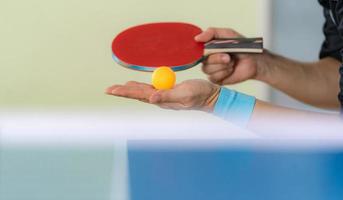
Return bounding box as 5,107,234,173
106,79,220,112
195,28,262,85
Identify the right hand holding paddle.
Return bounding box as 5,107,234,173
195,28,262,85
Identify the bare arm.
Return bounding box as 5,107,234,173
248,100,342,136
256,52,341,109
106,80,343,136
196,28,341,110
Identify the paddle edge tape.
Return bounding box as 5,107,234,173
112,54,203,72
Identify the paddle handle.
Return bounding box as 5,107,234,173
204,37,263,56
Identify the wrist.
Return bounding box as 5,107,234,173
254,49,275,84
203,85,221,112
213,87,256,127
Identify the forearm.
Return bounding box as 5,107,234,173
248,100,343,136
255,51,341,109
212,87,342,136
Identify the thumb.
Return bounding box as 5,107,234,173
194,28,215,42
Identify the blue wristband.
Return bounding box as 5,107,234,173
213,87,256,127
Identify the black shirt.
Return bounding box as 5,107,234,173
318,0,343,110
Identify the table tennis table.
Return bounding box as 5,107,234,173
1,110,343,200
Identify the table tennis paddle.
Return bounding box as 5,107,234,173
111,22,263,72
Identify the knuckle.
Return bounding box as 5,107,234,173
201,65,211,74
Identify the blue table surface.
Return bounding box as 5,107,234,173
128,141,343,200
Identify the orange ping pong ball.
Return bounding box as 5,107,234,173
151,66,176,90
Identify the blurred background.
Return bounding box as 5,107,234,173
0,0,336,200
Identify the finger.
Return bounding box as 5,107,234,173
221,75,245,85
195,27,242,42
149,90,167,104
108,85,139,97
149,90,181,104
125,81,140,87
209,27,242,38
202,63,228,75
194,29,215,42
124,81,155,94
208,70,232,85
108,85,155,101
106,85,122,94
125,81,153,88
106,81,153,94
204,53,231,65
157,104,174,110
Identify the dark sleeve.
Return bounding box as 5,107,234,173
319,8,343,61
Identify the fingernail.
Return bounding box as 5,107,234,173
110,88,119,95
105,88,113,94
150,94,161,103
221,54,230,63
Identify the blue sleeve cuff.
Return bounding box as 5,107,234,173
213,87,256,127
